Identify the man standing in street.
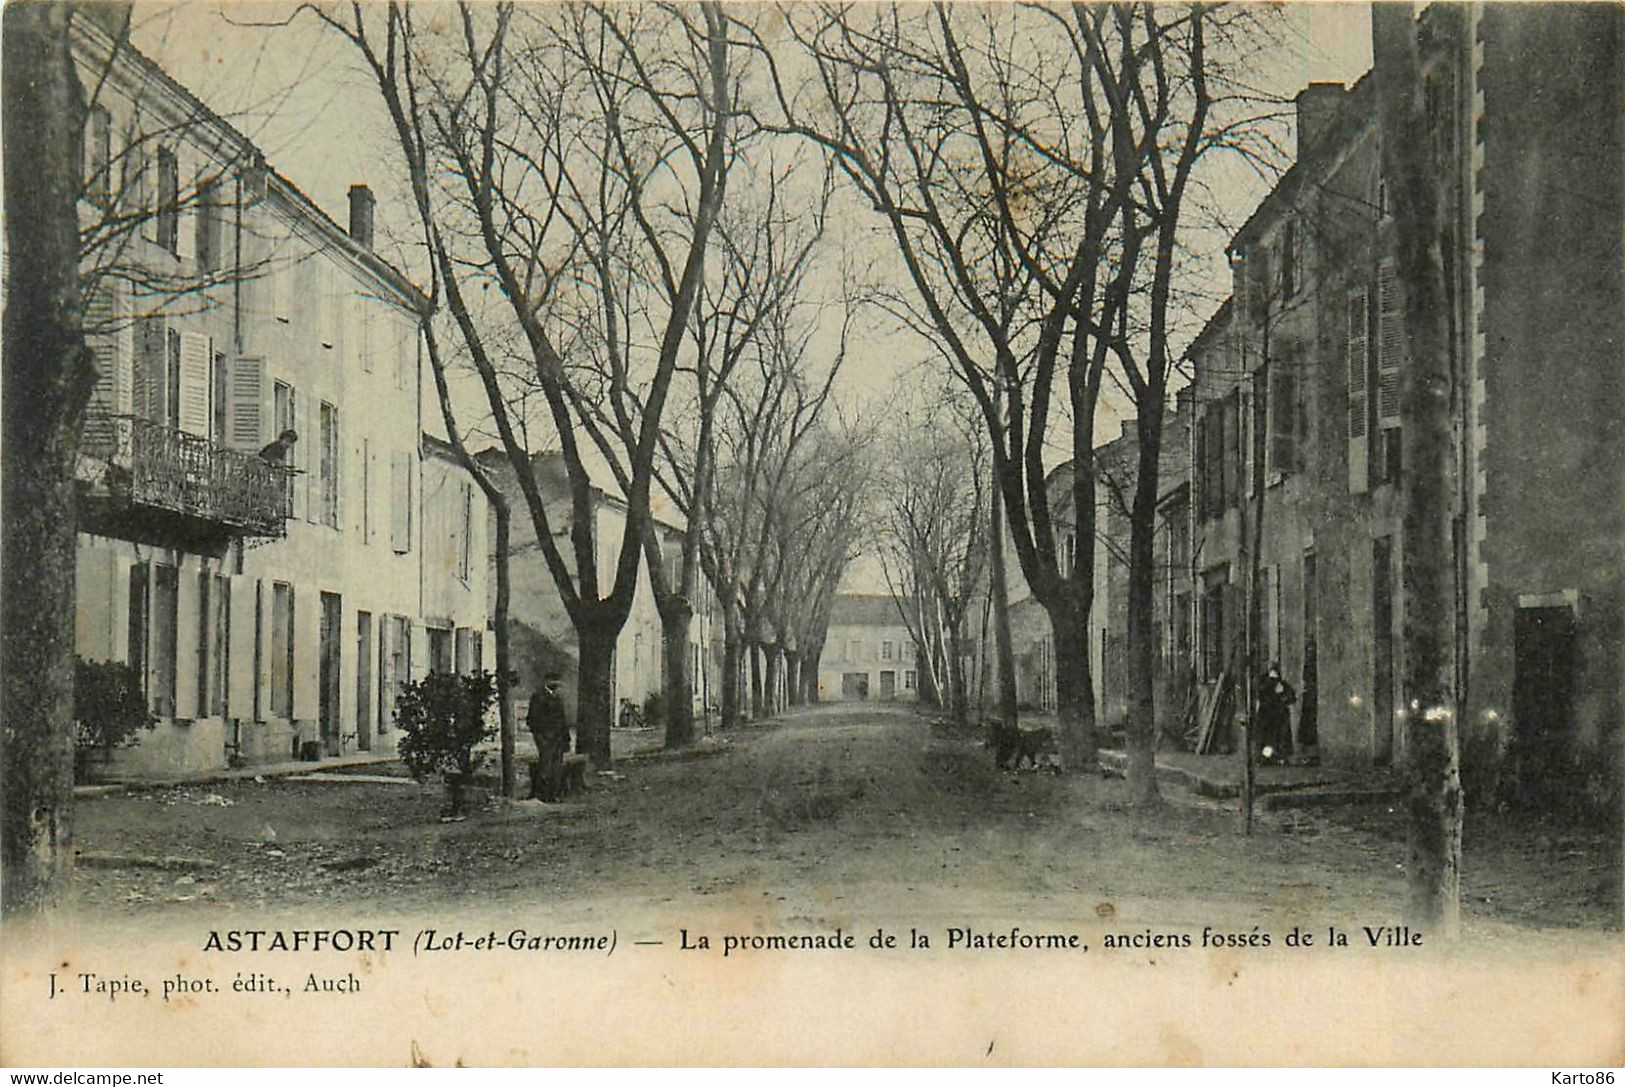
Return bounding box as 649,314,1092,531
527,672,569,801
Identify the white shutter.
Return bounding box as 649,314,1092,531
176,154,196,259
1346,285,1370,494
83,283,125,450
1377,262,1404,426
291,392,307,521
227,575,257,718
293,582,319,721
226,356,265,451
174,568,201,720
177,331,211,436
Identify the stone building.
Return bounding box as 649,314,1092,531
68,16,489,775
816,595,921,703
1182,5,1622,807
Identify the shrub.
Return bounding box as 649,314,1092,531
641,690,666,730
74,658,155,782
394,671,500,818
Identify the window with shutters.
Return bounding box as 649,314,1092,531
164,328,182,429
156,147,179,255
271,582,294,718
881,640,894,661
428,627,453,674
195,571,231,719
85,106,111,208
226,356,265,453
177,332,211,437
1268,361,1300,478
196,179,221,271
391,451,413,553
319,401,339,528
1375,262,1405,485
1346,283,1371,493
83,283,125,452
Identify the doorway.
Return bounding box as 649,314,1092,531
880,670,896,700
355,611,373,752
319,592,342,756
1512,605,1578,800
1372,537,1394,765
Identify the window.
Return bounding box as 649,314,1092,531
195,572,229,719
164,328,182,429
1346,283,1371,492
152,564,178,717
391,450,413,553
1279,219,1299,298
1199,390,1241,519
1200,567,1230,683
271,582,294,718
847,639,863,662
196,178,221,271
1267,361,1300,478
881,640,894,662
127,564,149,696
211,351,228,441
155,146,179,255
904,670,916,691
319,401,339,529
84,106,111,208
428,627,453,674
1374,263,1405,487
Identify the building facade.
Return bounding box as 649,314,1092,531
69,17,489,775
1179,5,1622,806
479,450,714,726
816,595,921,703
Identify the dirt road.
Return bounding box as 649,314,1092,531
66,704,1618,935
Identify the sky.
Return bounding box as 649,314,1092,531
127,0,1376,591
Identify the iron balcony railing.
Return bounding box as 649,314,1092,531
81,413,294,536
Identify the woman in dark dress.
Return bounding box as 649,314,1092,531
1256,663,1297,765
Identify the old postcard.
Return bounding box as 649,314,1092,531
2,0,1620,1068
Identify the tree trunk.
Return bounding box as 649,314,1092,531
660,601,695,749
1050,601,1096,769
1373,4,1462,937
2,2,92,917
988,483,1019,734
1124,411,1165,805
785,651,802,707
804,648,821,703
764,646,782,717
576,626,616,768
493,506,516,797
749,640,764,719
720,602,743,729
946,620,968,725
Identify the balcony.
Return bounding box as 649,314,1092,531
78,413,294,554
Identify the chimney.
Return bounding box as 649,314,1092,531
347,184,376,250
1295,82,1346,159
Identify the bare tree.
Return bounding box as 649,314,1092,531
754,3,1170,770
317,2,732,767
3,0,96,914
1371,4,1462,936
874,381,988,724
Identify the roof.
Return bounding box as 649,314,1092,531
74,15,428,312
826,594,914,628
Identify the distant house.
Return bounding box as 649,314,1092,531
477,449,714,724
816,595,920,703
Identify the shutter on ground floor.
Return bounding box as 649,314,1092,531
75,544,119,660
292,582,319,720
174,565,201,719
227,575,257,718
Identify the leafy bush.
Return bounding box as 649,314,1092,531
394,671,499,817
74,658,155,782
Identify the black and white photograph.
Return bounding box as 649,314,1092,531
1,0,1620,1069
